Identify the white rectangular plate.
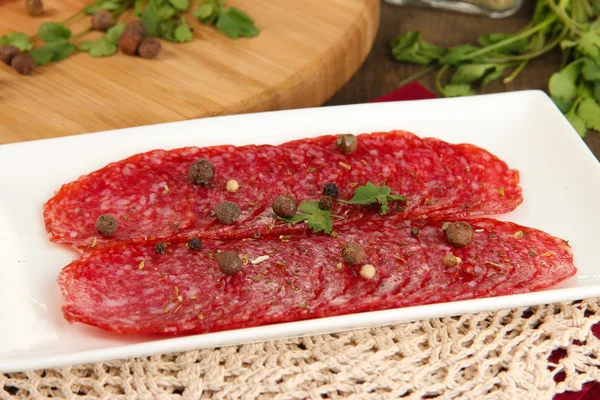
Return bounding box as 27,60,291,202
2,90,600,373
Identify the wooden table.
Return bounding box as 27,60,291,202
327,1,600,159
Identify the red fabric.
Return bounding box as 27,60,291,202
371,83,600,399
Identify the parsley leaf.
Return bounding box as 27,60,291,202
193,0,223,24
142,2,162,37
174,18,194,42
84,0,121,14
0,32,34,51
566,108,588,137
578,98,600,131
278,201,336,234
450,63,496,84
104,23,126,44
443,83,475,97
30,40,75,66
215,8,259,39
391,31,444,65
439,45,479,65
582,58,600,81
38,22,72,43
594,82,600,102
79,24,125,57
168,0,189,11
135,0,143,16
339,182,406,215
79,38,117,57
578,31,600,58
480,64,509,87
549,60,583,101
552,96,574,113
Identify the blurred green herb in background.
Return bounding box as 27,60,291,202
391,0,600,137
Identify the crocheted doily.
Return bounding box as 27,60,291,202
2,299,600,400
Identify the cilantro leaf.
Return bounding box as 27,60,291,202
566,108,588,137
168,0,189,11
38,22,72,43
174,18,194,42
0,32,33,51
194,0,222,24
391,31,444,65
278,201,335,234
578,98,600,131
339,182,406,215
478,33,527,55
78,38,117,57
549,60,583,101
450,63,496,84
443,83,475,97
582,58,600,81
30,40,75,66
215,8,259,39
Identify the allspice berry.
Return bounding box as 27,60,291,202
92,11,115,32
336,134,358,154
11,53,35,75
138,38,161,59
26,0,44,16
214,201,241,224
95,214,118,236
442,222,474,248
342,242,366,266
319,195,334,210
188,158,214,186
0,45,20,65
443,253,461,267
119,21,146,56
217,251,242,275
188,237,202,250
272,194,297,218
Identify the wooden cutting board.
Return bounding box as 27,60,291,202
0,0,379,143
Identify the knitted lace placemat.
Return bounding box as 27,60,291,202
2,298,600,400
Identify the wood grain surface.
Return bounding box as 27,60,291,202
327,1,600,159
0,0,379,143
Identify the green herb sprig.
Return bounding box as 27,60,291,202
279,182,406,234
0,0,258,73
390,0,600,136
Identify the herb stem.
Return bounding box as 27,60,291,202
489,27,567,62
72,27,93,40
435,65,449,97
460,16,557,62
61,10,84,25
546,0,585,32
396,65,437,88
503,60,528,84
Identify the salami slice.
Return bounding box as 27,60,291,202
43,158,196,251
45,131,523,248
58,218,575,335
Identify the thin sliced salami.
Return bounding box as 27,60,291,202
43,158,196,251
44,131,523,248
58,218,575,335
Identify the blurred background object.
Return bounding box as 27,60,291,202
383,0,523,18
